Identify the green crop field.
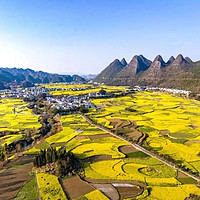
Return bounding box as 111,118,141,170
2,85,200,200
89,91,200,173
14,173,38,200
84,158,179,186
134,185,200,200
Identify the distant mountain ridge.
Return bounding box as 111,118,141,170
82,74,98,81
0,67,85,89
94,58,127,83
93,54,200,92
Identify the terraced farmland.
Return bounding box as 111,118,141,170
1,86,200,199
23,113,200,199
89,91,200,174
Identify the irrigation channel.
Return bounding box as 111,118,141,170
80,114,200,183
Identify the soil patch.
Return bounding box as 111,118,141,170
126,130,142,141
92,183,119,200
119,145,138,154
62,175,94,200
13,155,34,166
110,119,145,143
115,186,142,199
185,140,200,144
75,135,87,140
84,177,145,188
109,119,124,130
0,164,32,200
160,130,170,135
177,170,189,178
189,125,199,129
88,134,112,140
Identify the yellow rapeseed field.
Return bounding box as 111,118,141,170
75,190,109,200
89,91,200,172
36,172,67,200
0,98,41,132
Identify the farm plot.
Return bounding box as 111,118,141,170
91,183,119,200
75,189,109,200
43,83,127,96
0,164,33,200
24,141,50,155
113,183,142,199
141,184,200,200
0,134,24,147
84,158,180,186
61,175,94,199
46,127,78,144
0,98,41,132
24,114,127,161
55,115,129,159
89,91,200,172
36,172,67,200
72,137,129,159
20,112,200,199
14,173,38,200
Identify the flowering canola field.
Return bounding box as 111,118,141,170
41,83,127,96
89,91,200,173
25,103,200,199
0,98,41,132
36,172,67,200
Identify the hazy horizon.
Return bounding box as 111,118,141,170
0,0,200,74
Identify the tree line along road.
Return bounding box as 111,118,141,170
80,114,200,183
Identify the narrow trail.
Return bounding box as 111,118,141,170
80,114,200,183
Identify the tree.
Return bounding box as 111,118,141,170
99,89,106,95
45,149,52,164
33,147,82,177
38,93,47,100
52,150,57,163
55,160,63,177
2,143,9,160
79,105,89,113
0,152,5,161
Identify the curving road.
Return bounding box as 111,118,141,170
81,114,200,183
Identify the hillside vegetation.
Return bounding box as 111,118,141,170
94,54,200,92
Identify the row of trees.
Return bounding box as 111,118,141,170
33,147,82,177
0,139,34,161
0,151,5,161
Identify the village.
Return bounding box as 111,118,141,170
0,84,191,112
0,85,99,111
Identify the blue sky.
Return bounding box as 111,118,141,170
0,0,200,74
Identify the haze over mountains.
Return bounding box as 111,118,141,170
94,54,200,92
0,67,85,89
